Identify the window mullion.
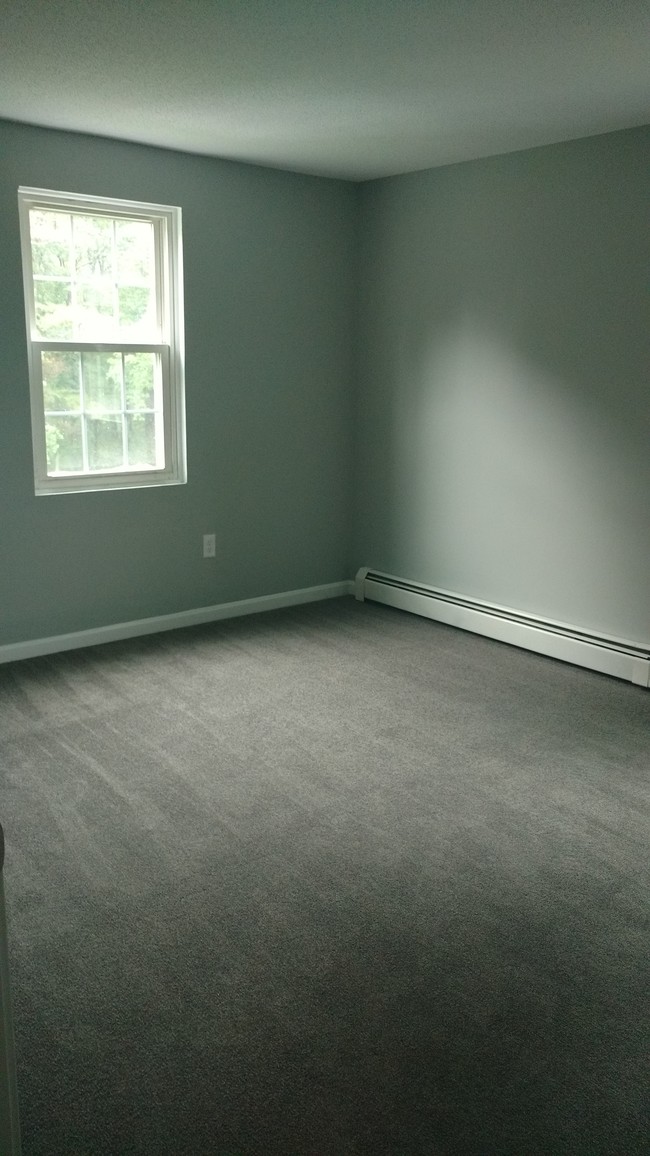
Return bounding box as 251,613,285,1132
112,218,119,336
155,352,166,469
121,353,128,468
70,213,77,338
78,353,89,472
155,218,165,339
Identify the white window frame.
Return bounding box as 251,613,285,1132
18,187,186,495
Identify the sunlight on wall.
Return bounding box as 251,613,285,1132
386,314,645,634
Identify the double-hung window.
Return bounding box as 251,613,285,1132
18,187,186,494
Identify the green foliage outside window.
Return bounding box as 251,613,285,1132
42,350,160,473
21,188,183,491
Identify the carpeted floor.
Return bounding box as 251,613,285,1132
1,596,649,1155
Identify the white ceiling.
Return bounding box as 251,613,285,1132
1,0,648,181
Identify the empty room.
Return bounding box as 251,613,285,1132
1,2,649,1153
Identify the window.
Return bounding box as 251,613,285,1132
18,187,186,494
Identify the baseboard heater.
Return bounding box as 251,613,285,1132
355,568,650,688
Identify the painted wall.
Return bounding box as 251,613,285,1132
3,120,648,649
0,120,357,645
353,126,650,644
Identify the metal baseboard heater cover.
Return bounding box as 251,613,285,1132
355,568,650,688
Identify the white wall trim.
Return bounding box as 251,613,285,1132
0,581,354,666
356,568,650,688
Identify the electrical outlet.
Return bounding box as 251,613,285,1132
203,533,216,558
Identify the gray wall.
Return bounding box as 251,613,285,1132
354,126,650,644
0,120,357,645
3,119,648,650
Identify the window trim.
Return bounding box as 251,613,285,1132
18,186,186,495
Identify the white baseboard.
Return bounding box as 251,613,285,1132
0,581,354,666
356,568,650,688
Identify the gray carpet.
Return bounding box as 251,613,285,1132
1,597,649,1155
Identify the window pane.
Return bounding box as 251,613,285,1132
82,353,122,412
124,353,155,410
30,209,69,242
21,190,185,493
73,215,113,279
116,220,155,284
46,416,83,473
32,241,70,277
127,413,157,468
34,279,72,338
42,351,81,412
75,282,115,337
30,210,71,276
118,285,153,333
87,415,124,471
